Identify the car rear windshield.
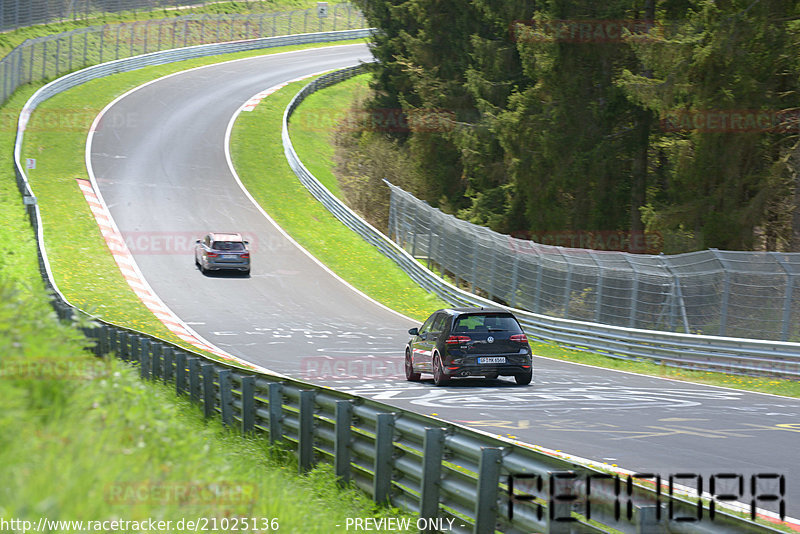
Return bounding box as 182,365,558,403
212,241,245,251
453,314,522,333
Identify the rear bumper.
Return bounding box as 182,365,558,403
205,259,250,271
443,364,532,377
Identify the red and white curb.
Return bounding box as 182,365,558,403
240,71,326,111
75,178,244,363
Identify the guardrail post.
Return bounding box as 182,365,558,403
420,428,445,525
116,332,128,361
298,390,315,473
138,337,151,380
546,472,578,534
151,342,162,380
268,382,283,443
636,505,662,533
373,413,395,504
219,370,233,427
163,347,174,384
475,447,502,534
241,376,255,434
98,325,109,355
202,363,216,419
188,357,201,403
107,327,118,358
175,352,187,395
334,400,353,484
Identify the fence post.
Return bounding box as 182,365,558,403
219,370,233,427
268,382,283,443
559,250,573,318
420,428,445,526
298,390,315,473
373,413,395,504
475,447,502,534
510,255,520,309
202,363,216,419
334,400,353,484
241,376,255,434
772,252,795,342
588,251,604,324
710,249,730,336
624,257,640,329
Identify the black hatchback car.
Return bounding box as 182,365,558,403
405,307,533,386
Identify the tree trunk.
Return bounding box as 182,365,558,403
629,0,656,249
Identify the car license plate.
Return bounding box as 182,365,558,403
222,254,236,259
478,357,506,364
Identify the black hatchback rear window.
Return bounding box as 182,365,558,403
453,314,522,333
212,241,245,251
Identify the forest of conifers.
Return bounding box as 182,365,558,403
346,0,800,253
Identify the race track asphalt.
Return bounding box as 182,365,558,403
87,43,800,520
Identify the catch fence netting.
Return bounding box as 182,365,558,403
387,182,800,342
0,3,364,103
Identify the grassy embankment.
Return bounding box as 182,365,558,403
1,39,412,534
237,72,800,399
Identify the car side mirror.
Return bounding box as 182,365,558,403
243,240,249,245
195,239,201,244
408,327,419,336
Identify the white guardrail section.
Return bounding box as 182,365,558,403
283,64,800,383
6,33,790,534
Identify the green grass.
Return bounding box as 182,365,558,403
0,289,412,531
17,39,367,354
231,74,449,321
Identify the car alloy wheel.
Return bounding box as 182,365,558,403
432,354,449,386
405,350,421,381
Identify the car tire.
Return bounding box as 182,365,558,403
432,354,449,386
514,370,533,385
405,350,421,381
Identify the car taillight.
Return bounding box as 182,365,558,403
206,251,218,257
241,252,250,259
446,335,471,344
510,334,528,343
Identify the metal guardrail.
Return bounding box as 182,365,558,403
4,30,789,534
80,322,790,534
282,67,800,382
